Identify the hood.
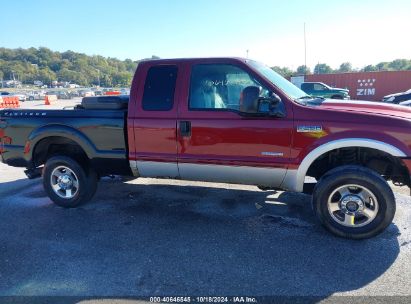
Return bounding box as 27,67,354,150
316,99,411,120
383,92,404,99
332,87,349,93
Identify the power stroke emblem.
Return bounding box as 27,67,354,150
297,125,323,133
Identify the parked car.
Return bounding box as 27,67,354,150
301,82,350,99
399,100,411,107
382,89,411,104
46,91,71,100
15,93,27,102
78,89,95,97
2,57,411,239
2,92,27,102
120,88,130,95
27,91,46,101
68,91,80,98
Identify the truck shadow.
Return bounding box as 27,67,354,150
0,178,402,301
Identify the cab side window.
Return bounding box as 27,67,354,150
142,65,178,111
313,83,325,91
301,83,313,91
189,64,270,113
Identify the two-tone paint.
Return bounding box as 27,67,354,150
2,57,411,194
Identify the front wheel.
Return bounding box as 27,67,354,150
312,165,396,239
43,156,98,208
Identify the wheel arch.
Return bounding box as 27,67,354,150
282,138,407,192
28,125,97,166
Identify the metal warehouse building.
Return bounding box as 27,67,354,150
291,70,411,101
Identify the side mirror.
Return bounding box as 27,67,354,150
257,94,284,117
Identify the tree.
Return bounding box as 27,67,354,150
271,66,294,78
376,62,389,71
296,65,311,75
314,63,333,74
388,59,409,71
362,65,378,72
338,62,352,73
37,67,56,85
0,47,140,86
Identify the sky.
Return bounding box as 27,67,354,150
1,0,410,70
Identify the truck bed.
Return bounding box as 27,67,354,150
0,108,130,176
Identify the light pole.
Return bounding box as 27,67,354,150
95,68,100,87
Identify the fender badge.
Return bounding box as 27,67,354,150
297,125,323,133
261,152,284,157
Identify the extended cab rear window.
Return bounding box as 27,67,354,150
142,65,178,111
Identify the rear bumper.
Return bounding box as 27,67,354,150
0,144,29,167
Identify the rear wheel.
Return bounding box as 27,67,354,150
312,165,396,239
43,156,98,208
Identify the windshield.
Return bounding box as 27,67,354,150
247,60,308,101
320,82,331,89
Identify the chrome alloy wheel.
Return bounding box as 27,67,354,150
327,184,379,228
50,166,79,199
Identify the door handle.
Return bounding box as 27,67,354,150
179,121,191,137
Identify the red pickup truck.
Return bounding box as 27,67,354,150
1,57,411,239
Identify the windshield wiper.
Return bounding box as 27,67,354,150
296,95,313,100
296,95,325,100
295,95,325,106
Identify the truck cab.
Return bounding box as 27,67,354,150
128,58,293,187
301,82,350,99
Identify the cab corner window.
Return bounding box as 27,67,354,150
189,64,270,113
142,65,177,111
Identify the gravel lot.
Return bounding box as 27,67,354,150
0,99,410,302
18,97,82,110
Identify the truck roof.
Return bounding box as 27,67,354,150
139,57,248,64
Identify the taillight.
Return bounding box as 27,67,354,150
0,136,11,153
2,136,11,145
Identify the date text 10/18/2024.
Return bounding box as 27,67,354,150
149,297,257,303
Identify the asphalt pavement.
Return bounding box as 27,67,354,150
0,163,410,303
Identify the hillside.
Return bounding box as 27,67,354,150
0,47,159,87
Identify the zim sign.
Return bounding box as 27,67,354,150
357,79,376,96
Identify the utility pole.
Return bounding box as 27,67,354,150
304,22,307,75
95,68,100,87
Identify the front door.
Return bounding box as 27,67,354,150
177,62,293,187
